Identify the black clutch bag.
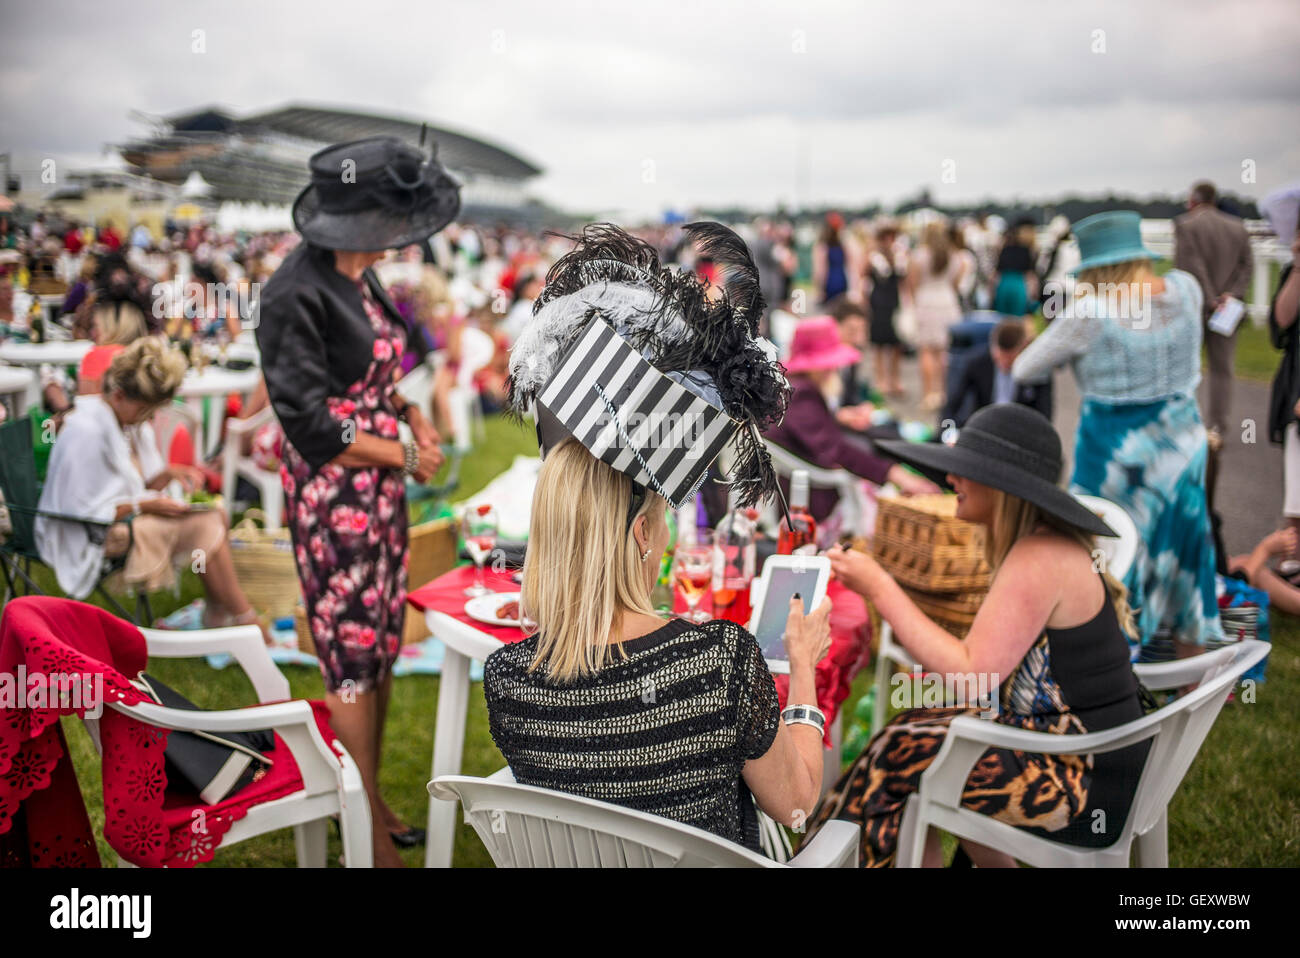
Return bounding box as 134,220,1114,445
132,673,275,805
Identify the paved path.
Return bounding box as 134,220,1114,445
881,353,1282,559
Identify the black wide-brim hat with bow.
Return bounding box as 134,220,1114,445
292,136,461,252
876,404,1118,538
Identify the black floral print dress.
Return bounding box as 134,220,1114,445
280,281,409,694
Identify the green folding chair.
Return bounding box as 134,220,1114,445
0,416,153,624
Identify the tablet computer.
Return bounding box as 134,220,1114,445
747,554,831,674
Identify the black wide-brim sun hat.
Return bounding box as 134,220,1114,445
292,136,461,252
876,404,1118,538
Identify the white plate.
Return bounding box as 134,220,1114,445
465,592,525,628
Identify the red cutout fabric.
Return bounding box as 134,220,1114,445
0,596,339,867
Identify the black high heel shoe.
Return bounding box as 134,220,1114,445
388,825,426,848
330,816,426,849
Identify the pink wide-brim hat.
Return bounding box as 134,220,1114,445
783,315,861,374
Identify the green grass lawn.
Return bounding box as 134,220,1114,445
14,412,1299,866
1234,320,1279,383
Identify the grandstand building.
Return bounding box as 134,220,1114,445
117,103,544,222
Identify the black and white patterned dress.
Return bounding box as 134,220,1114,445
483,618,780,852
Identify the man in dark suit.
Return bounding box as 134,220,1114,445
1174,180,1254,436
941,318,1052,429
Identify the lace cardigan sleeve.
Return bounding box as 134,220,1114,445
1012,310,1093,384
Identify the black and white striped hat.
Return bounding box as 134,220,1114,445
508,223,790,509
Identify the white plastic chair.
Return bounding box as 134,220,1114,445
448,325,496,444
763,439,868,538
395,362,435,447
81,622,372,867
871,495,1138,733
430,767,859,867
220,405,284,529
892,639,1268,867
871,622,918,734
768,308,800,359
151,401,203,466
1074,493,1139,581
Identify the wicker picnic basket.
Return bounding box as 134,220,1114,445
228,509,300,621
871,494,991,593
294,603,316,657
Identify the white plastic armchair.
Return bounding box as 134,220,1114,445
892,639,1267,867
81,623,372,867
763,439,868,537
871,622,916,734
449,326,496,444
1073,493,1139,581
221,405,283,528
430,767,859,868
396,362,435,447
152,401,203,465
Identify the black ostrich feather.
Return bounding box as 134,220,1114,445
532,224,664,313
509,221,790,504
681,221,767,334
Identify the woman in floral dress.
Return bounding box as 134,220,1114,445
281,283,412,693
257,136,460,866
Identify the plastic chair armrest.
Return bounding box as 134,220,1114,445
788,820,859,868
919,714,1162,809
138,624,290,703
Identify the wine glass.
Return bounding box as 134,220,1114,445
673,541,713,624
462,503,499,597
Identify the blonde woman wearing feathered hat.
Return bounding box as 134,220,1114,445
486,223,835,855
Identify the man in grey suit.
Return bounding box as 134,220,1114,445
1174,180,1254,437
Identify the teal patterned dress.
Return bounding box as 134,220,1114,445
1070,395,1224,657
1013,268,1225,659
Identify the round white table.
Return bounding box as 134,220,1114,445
177,366,262,457
0,340,93,368
422,608,505,868
0,365,39,418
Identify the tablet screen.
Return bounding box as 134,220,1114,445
753,566,824,663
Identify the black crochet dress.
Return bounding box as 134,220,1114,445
484,617,780,852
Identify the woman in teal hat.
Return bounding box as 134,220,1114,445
1012,210,1225,662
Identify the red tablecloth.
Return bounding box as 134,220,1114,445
407,565,525,643
407,566,873,742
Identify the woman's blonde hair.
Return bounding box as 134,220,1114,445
93,300,147,346
922,221,952,275
522,438,662,682
412,266,453,322
1076,257,1152,291
103,336,187,407
984,487,1137,638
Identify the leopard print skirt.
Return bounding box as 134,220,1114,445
806,705,1090,867
806,633,1105,867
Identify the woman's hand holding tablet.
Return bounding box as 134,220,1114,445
748,554,833,673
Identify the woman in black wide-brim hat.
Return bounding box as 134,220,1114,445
801,404,1150,867
256,136,460,867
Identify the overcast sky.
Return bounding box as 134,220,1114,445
2,0,1298,217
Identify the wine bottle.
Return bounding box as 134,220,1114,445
777,469,817,555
